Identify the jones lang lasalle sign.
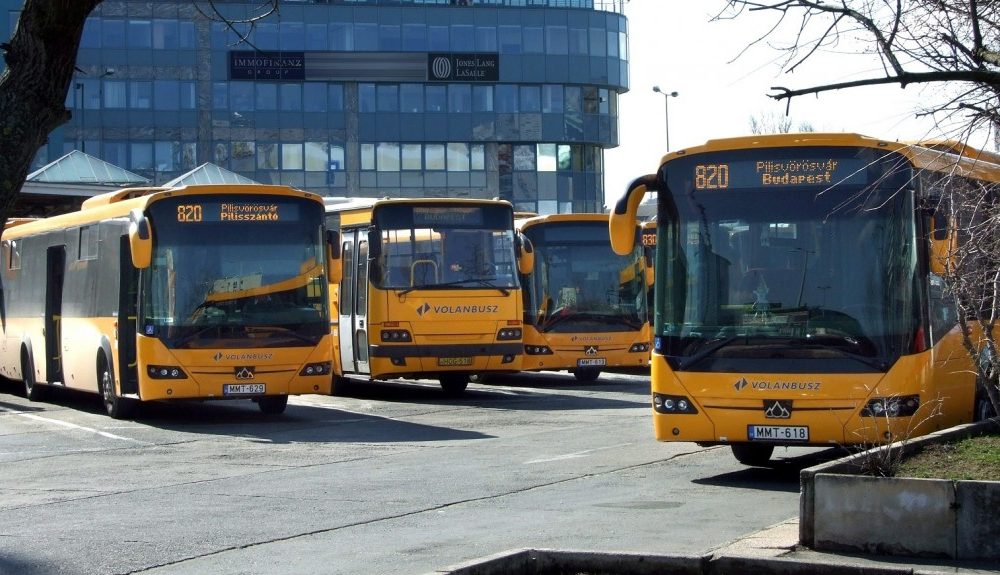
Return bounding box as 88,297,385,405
427,53,499,82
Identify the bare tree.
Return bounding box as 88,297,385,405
721,0,1000,142
722,1,1000,419
748,110,814,134
0,1,278,228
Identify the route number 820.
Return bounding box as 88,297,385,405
694,164,729,189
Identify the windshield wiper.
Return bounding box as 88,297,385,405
677,336,746,370
245,325,320,345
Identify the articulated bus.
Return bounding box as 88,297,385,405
0,184,335,418
609,132,999,465
326,198,532,395
517,213,650,381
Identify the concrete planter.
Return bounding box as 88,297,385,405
799,420,1000,560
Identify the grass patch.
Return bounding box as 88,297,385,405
895,433,1000,481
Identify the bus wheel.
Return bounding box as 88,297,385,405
21,352,45,402
99,357,135,419
257,395,288,415
573,368,601,382
330,375,352,397
439,374,469,396
731,443,774,466
974,393,997,421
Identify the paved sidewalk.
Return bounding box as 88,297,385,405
432,517,1000,574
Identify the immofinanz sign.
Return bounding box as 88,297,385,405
427,53,499,82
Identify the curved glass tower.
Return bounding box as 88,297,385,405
14,0,629,214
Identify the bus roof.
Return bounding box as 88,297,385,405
3,184,321,240
324,196,515,216
516,212,609,230
659,132,1000,181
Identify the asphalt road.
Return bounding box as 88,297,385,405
0,370,840,575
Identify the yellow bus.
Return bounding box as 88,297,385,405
609,132,998,465
326,198,533,395
640,220,656,324
1,184,336,418
517,213,650,381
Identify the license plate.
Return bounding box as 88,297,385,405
748,425,809,442
577,358,606,367
223,383,266,395
438,357,473,367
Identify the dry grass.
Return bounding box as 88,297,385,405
894,433,1000,480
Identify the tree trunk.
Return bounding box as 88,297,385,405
0,0,102,224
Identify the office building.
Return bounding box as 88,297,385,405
5,0,629,214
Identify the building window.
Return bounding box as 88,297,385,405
256,83,277,111
520,86,541,113
402,144,422,170
360,143,375,170
403,23,426,51
257,143,279,170
130,81,152,109
282,143,304,170
331,145,345,171
448,84,471,113
426,85,446,112
425,144,445,170
537,144,557,172
428,25,449,51
542,85,563,113
102,19,125,48
329,84,345,111
400,84,423,113
499,25,520,54
476,26,497,51
231,83,253,112
232,142,255,172
473,85,493,112
303,83,327,112
546,25,567,55
131,142,153,170
154,80,179,110
306,22,328,50
377,143,400,172
377,85,398,113
523,26,543,53
104,81,126,109
180,81,196,110
280,84,302,112
152,19,177,50
495,85,518,113
212,83,228,110
448,143,469,172
514,145,535,171
359,84,376,113
305,142,329,171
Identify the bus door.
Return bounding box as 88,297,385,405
338,229,370,375
44,245,65,384
118,236,139,395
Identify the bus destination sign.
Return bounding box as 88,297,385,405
176,202,296,223
413,207,484,227
691,156,867,190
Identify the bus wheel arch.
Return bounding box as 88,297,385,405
20,344,45,401
98,351,135,419
730,443,774,466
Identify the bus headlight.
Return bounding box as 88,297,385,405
861,395,920,417
629,342,650,353
299,362,332,376
652,393,698,414
525,345,553,355
497,328,522,341
147,365,187,379
380,329,412,342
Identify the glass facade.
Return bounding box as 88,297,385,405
11,0,629,214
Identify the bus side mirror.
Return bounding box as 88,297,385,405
516,233,534,275
128,209,152,269
326,229,342,285
610,174,657,255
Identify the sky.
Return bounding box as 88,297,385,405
602,1,967,208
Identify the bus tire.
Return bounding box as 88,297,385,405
99,355,135,420
330,375,352,396
439,373,469,396
731,443,774,466
573,368,601,382
257,395,288,415
974,392,997,421
21,350,45,402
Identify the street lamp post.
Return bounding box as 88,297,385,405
652,86,678,151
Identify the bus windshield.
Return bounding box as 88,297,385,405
374,203,519,291
142,194,329,349
524,221,647,333
656,148,919,372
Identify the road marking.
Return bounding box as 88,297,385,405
16,412,147,443
524,442,633,464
